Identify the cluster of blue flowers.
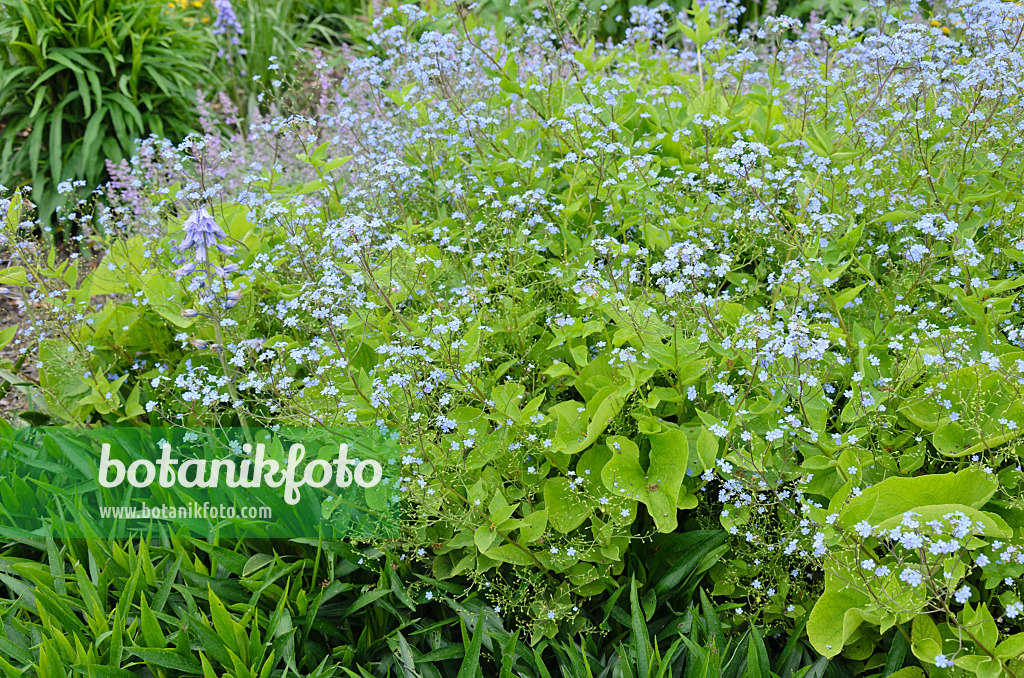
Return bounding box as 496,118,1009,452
211,0,243,45
9,0,1024,642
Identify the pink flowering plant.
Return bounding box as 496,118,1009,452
5,0,1024,672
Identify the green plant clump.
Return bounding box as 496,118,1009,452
0,0,215,236
2,0,1024,675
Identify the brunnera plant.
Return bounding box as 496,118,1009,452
6,0,1024,668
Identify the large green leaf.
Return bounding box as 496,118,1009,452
807,586,876,658
600,433,695,532
543,478,590,534
837,468,998,528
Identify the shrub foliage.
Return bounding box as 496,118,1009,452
2,0,1024,675
0,0,214,234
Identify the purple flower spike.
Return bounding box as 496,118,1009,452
172,207,237,278
212,0,244,39
177,207,232,263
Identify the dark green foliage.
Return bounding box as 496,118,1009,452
292,0,371,44
0,0,213,235
0,528,838,676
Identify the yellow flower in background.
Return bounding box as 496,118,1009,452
942,26,950,33
200,15,209,21
166,0,205,14
930,18,940,25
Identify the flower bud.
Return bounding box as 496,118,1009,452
214,264,240,277
224,289,243,309
173,261,197,278
180,308,200,318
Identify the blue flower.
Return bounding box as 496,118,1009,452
178,206,234,263
898,567,922,587
212,0,244,43
173,207,236,278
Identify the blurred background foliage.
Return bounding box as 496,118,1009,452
0,0,213,238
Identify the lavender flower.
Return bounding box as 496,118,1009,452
173,206,234,277
212,0,243,44
180,206,233,259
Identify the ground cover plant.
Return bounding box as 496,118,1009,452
3,0,1024,675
